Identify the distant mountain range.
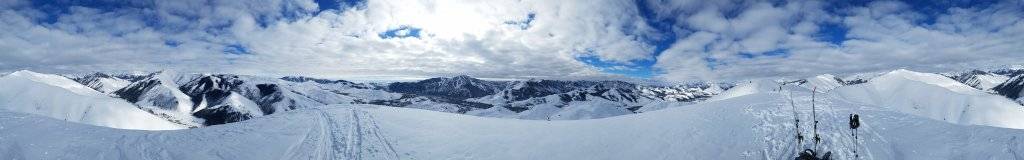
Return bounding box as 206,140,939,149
941,68,1024,104
3,65,1024,128
46,71,724,126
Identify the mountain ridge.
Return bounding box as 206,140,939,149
6,66,1024,127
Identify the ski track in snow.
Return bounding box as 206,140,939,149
358,108,402,159
297,106,400,160
317,108,335,160
755,89,892,160
279,109,327,160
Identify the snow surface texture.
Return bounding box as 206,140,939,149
2,84,1024,159
0,71,184,130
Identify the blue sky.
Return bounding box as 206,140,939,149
1,0,1022,81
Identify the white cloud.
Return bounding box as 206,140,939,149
0,0,1022,82
0,0,658,80
652,0,1024,82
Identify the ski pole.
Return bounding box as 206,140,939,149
812,87,820,151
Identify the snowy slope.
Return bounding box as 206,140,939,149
470,89,637,120
465,81,719,120
943,70,1010,91
972,74,1010,90
69,73,132,93
0,70,185,130
834,69,1024,129
55,71,727,123
800,74,844,91
114,71,202,127
994,74,1024,104
708,79,778,101
383,76,723,120
113,72,359,126
2,85,1024,159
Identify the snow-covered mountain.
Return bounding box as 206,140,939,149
990,66,1024,78
835,69,1024,129
942,70,1010,91
1,70,717,126
784,74,868,92
941,67,1024,105
115,72,354,126
0,70,185,130
468,81,649,120
3,80,1024,159
67,72,132,93
7,67,1024,130
370,76,723,120
4,67,1024,159
53,68,1023,127
993,74,1024,105
409,78,727,120
113,71,204,127
387,75,508,100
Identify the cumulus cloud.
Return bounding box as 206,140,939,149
651,0,1024,81
0,0,1022,82
0,0,658,80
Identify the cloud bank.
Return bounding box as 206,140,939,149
0,0,1021,82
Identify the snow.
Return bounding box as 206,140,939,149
634,101,692,113
8,70,100,96
972,73,1010,90
550,100,632,120
464,105,518,118
146,84,193,112
92,76,131,93
471,89,650,120
3,84,1024,159
834,69,1024,129
3,69,1024,159
801,74,844,91
223,92,264,118
122,71,201,126
880,69,982,94
941,70,1010,91
0,70,185,130
703,83,725,94
69,74,131,93
708,79,777,101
